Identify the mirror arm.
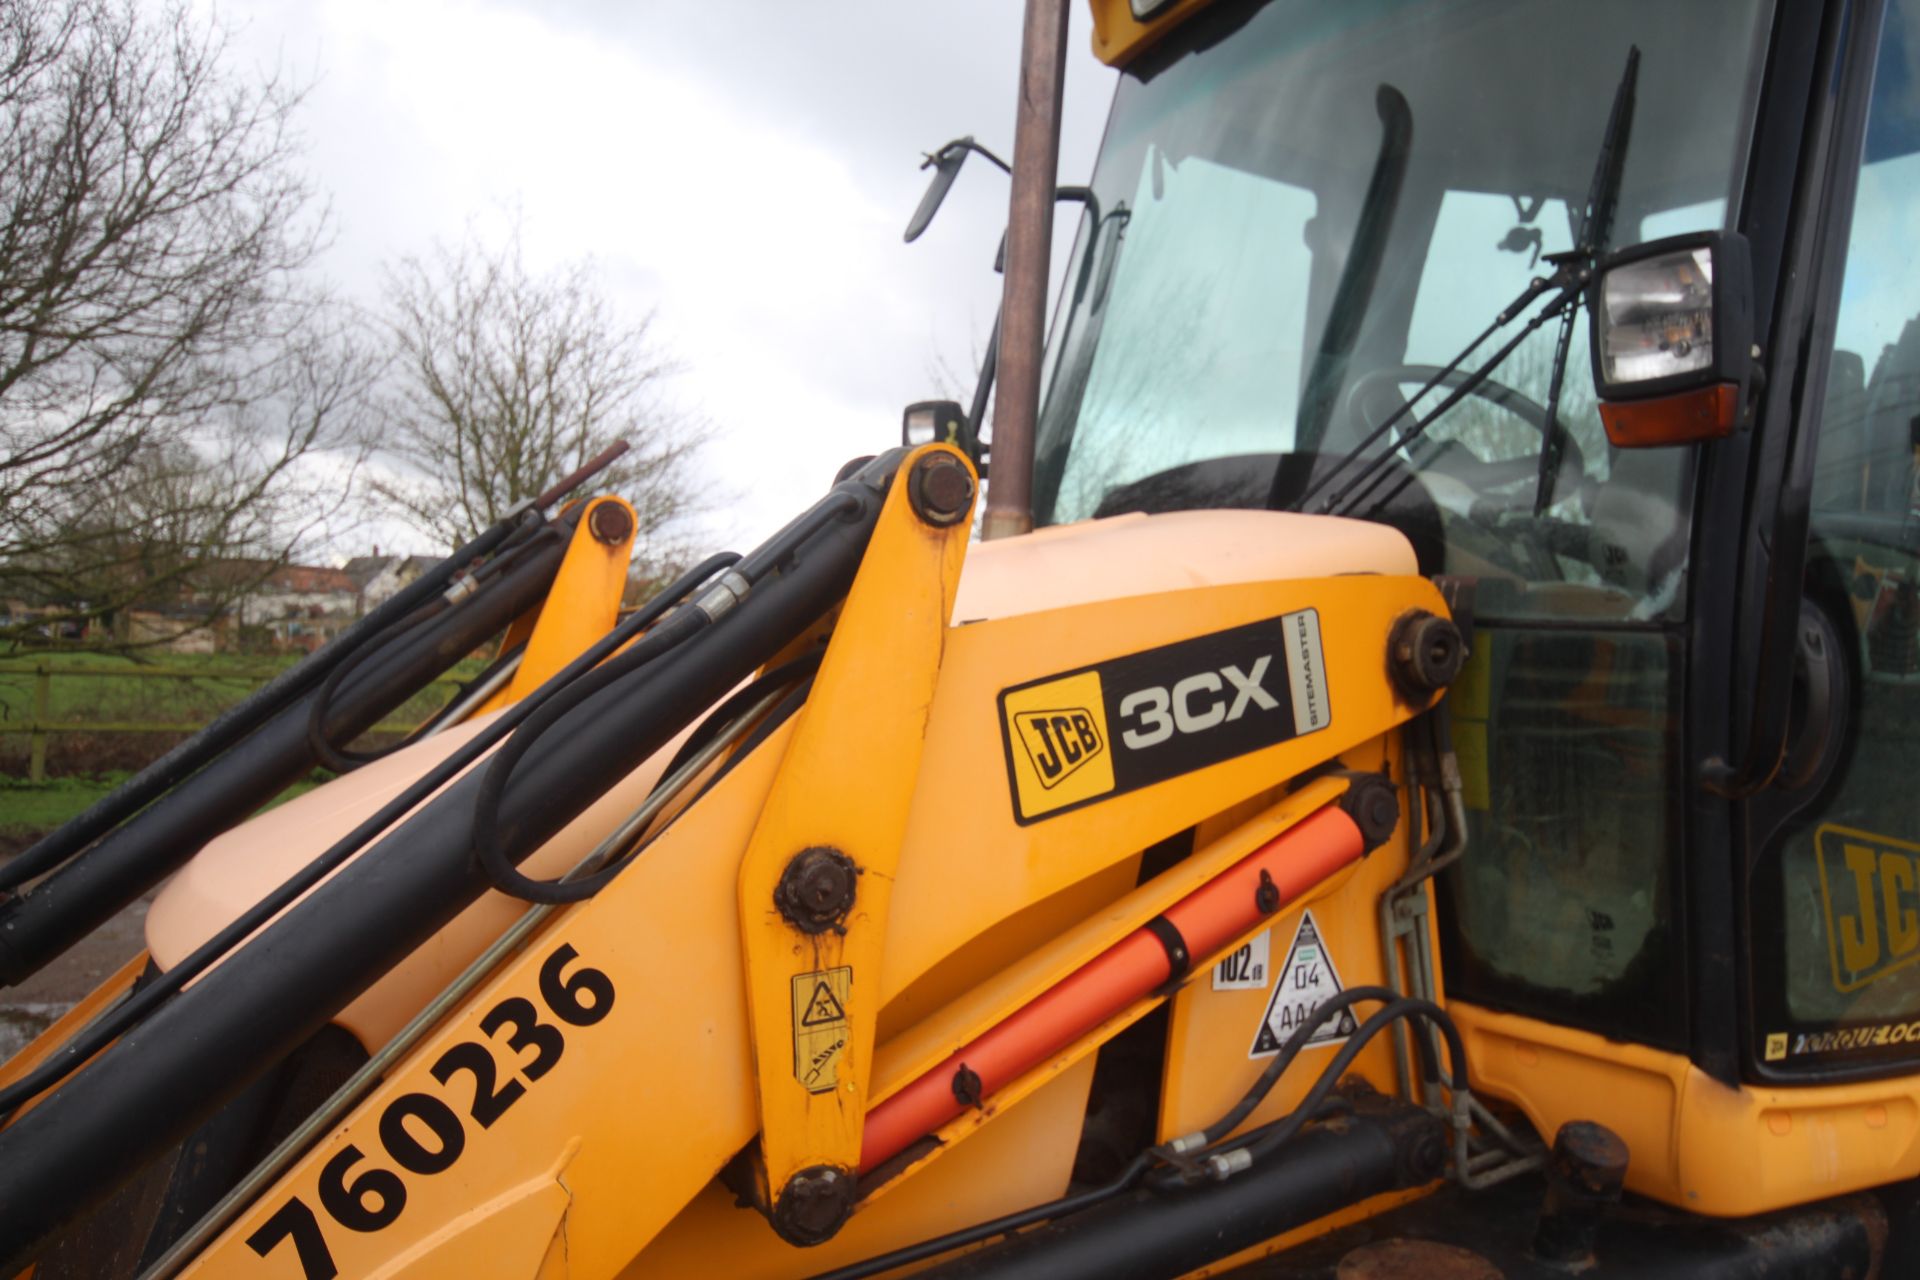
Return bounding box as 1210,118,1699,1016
933,138,1011,175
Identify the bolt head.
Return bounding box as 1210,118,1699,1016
908,453,975,527
588,501,634,545
1387,611,1466,700
771,1165,855,1246
775,846,860,934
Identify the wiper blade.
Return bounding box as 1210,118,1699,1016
1317,290,1579,517
1294,46,1642,522
1532,45,1640,515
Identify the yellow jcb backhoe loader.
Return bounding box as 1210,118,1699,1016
5,0,1920,1275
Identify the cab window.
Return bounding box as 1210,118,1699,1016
1755,0,1920,1072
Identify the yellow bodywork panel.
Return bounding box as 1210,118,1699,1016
737,443,973,1215
1087,0,1220,67
1455,1002,1920,1217
177,506,1447,1277
479,495,636,715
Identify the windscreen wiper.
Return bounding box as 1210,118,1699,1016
1294,47,1642,521
1531,46,1638,515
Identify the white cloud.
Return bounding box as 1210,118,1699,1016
213,0,1116,552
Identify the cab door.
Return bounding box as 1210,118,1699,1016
1746,0,1920,1083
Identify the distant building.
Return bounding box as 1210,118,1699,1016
222,561,361,652
343,549,440,614
124,605,221,654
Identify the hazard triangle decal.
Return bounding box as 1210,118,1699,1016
1250,909,1355,1057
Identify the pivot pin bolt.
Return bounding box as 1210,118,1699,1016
1387,610,1466,701
908,452,975,527
775,846,860,934
772,1165,855,1246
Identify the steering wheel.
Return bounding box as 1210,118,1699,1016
1343,364,1588,503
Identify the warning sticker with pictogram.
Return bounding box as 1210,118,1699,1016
800,979,848,1027
791,966,852,1094
1250,910,1355,1057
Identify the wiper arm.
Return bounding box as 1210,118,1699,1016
1531,45,1639,515
1314,287,1580,517
1293,47,1642,522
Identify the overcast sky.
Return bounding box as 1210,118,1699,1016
212,0,1118,555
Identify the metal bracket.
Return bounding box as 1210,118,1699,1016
734,445,975,1244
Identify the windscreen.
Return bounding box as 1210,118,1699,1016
1032,0,1769,623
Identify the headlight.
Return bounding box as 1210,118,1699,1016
1587,230,1754,447
1598,246,1717,385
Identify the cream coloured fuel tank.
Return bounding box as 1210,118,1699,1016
146,508,1415,1050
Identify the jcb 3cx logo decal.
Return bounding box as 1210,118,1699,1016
998,612,1329,823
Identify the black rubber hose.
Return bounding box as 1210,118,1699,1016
468,607,711,903
465,481,870,906
0,553,739,1117
0,459,895,1274
304,595,451,772
0,527,575,987
916,1104,1439,1279
0,515,531,894
1186,984,1448,1147
655,651,826,785
303,525,566,774
1226,997,1464,1172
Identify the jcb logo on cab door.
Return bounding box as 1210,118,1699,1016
1816,824,1920,992
997,612,1330,824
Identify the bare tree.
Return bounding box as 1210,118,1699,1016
0,0,365,645
374,226,709,554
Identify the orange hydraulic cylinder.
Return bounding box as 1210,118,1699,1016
859,803,1368,1173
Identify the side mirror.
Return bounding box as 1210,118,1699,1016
1588,230,1755,447
903,400,967,448
905,138,1010,244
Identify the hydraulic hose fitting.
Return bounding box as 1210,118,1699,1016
1387,610,1466,703
907,451,976,528
442,571,481,606
692,569,752,622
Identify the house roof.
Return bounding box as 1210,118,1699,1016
343,554,440,590
262,564,358,595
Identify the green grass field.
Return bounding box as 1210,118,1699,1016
0,650,485,842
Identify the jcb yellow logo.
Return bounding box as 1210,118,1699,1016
1001,671,1114,820
1816,824,1920,992
1012,707,1105,788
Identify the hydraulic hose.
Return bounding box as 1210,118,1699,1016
0,454,901,1275
915,1104,1444,1279
0,522,576,988
0,442,631,897
0,554,741,1119
0,515,526,895
302,524,566,774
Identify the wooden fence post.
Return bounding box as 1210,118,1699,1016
29,663,49,784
